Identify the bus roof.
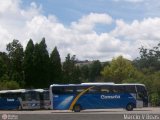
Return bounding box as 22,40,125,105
50,84,80,87
81,82,114,85
0,89,47,94
0,89,26,93
50,82,145,87
116,83,145,86
25,89,44,92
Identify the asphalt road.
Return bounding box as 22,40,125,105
0,107,160,120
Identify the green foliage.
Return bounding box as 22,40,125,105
0,52,9,78
50,47,62,84
134,43,160,73
23,39,35,88
32,38,50,88
0,57,7,78
6,40,24,85
89,60,102,82
63,54,81,83
0,80,20,90
133,43,160,106
101,56,137,83
80,65,89,82
150,93,159,107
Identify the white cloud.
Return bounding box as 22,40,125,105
0,0,20,13
71,13,113,33
0,25,13,51
0,0,160,61
111,18,160,48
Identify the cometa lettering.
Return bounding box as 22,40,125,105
101,95,120,99
7,98,15,102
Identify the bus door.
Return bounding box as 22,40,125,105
136,85,148,107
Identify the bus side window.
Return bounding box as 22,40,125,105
5,93,12,98
88,86,100,94
64,87,75,94
125,85,136,93
76,86,88,94
113,86,125,93
52,87,64,94
101,86,112,94
0,93,5,98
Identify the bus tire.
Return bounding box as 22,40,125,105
73,104,81,112
126,103,134,111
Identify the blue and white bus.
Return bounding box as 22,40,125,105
49,83,148,112
0,89,48,110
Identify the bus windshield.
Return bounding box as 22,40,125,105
22,91,40,101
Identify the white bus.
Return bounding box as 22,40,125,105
20,89,42,110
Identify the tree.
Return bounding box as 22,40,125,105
134,43,160,73
80,65,89,82
63,54,81,83
151,93,159,106
0,80,20,90
0,58,7,79
101,56,137,83
50,47,62,84
0,52,9,76
23,39,35,88
89,60,102,82
6,40,24,85
32,38,50,88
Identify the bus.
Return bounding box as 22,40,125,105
49,83,148,112
39,89,50,109
0,89,23,110
0,89,48,110
20,89,42,110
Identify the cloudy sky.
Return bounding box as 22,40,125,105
0,0,160,61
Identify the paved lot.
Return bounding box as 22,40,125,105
0,107,160,120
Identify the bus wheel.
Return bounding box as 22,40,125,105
73,104,81,112
126,103,134,111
